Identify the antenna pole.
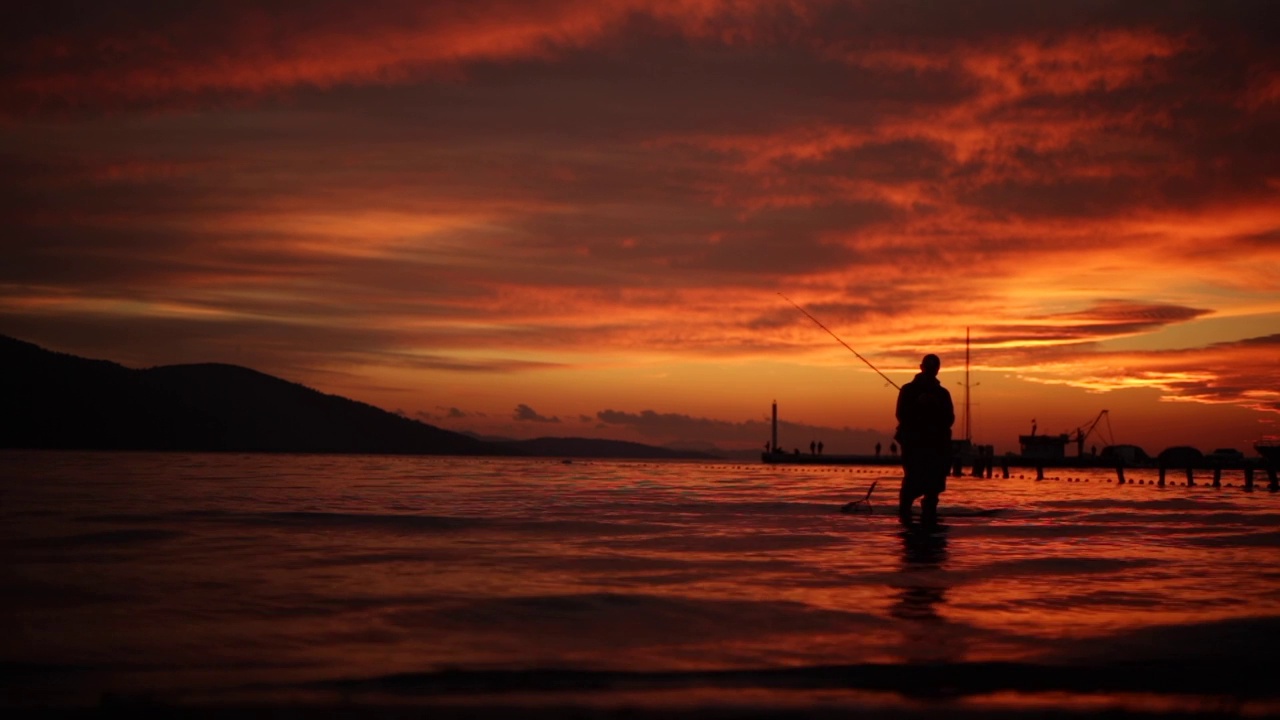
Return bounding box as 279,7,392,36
778,293,900,390
965,327,971,443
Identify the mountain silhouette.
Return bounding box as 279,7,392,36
0,336,714,459
0,335,497,454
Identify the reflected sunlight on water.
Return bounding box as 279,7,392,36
4,451,1279,716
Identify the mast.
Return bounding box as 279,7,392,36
964,327,971,443
771,400,778,453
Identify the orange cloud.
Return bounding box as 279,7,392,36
1013,334,1280,415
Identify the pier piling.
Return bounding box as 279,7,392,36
1158,465,1165,487
1185,466,1195,487
1245,467,1254,492
1213,467,1221,488
1269,467,1278,492
1116,464,1125,485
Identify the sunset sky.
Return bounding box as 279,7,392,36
3,0,1278,456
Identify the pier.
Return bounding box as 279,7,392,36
760,402,1279,490
763,448,1278,490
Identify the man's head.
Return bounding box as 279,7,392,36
920,354,941,377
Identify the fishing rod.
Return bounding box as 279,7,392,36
778,292,900,390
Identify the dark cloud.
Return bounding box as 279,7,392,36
596,409,745,441
595,408,886,451
971,302,1215,345
381,354,569,374
416,406,474,424
787,138,955,185
1057,302,1211,326
988,332,1280,420
1147,334,1280,413
514,404,560,423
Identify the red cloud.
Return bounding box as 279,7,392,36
5,0,798,114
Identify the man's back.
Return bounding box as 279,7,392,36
895,372,954,451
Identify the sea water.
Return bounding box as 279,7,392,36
3,450,1279,716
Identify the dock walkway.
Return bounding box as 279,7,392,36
761,451,1280,491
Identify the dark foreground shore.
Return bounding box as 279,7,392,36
11,699,1267,720
23,706,1266,719
9,661,1274,719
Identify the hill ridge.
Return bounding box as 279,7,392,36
0,336,714,460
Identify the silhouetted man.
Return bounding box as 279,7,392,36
894,354,955,526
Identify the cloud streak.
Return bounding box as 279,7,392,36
1018,334,1280,416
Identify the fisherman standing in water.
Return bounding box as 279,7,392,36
894,354,955,526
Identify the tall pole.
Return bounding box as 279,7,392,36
965,327,971,443
771,400,778,453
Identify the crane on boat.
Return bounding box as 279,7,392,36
1071,410,1114,457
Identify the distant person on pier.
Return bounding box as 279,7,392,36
890,442,897,456
894,353,955,527
818,441,824,455
810,440,816,455
876,442,882,458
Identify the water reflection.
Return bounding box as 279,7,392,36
891,525,956,664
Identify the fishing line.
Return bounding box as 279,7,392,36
778,292,900,390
